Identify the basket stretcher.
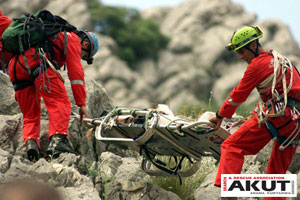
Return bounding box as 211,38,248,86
73,107,231,177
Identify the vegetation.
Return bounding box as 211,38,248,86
177,104,204,119
148,156,217,200
87,0,170,68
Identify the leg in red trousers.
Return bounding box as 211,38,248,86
215,111,298,200
215,116,272,186
34,69,71,138
264,134,297,200
15,85,41,147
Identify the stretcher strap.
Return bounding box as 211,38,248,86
140,146,185,184
265,121,287,144
265,120,300,149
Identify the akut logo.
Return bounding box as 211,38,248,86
221,174,297,197
228,179,290,191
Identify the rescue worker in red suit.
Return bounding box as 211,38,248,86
8,29,99,161
0,10,12,70
209,26,300,200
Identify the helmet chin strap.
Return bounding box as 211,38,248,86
244,40,260,57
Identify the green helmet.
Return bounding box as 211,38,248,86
226,25,263,51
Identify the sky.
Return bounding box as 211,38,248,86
101,0,300,47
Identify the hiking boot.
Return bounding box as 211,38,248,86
46,134,74,158
26,138,39,161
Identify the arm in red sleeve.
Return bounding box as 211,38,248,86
64,32,87,106
219,58,270,118
0,15,12,37
0,15,12,69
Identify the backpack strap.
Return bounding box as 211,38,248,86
63,30,67,54
13,57,18,82
51,42,64,54
18,36,32,76
1,41,5,72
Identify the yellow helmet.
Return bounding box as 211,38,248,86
226,25,263,51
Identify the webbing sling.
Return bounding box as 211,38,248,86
12,63,45,91
265,121,288,144
265,120,300,148
264,97,300,149
12,80,34,91
140,145,186,184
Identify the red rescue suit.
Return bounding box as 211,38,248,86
215,51,300,200
8,32,86,147
0,10,12,69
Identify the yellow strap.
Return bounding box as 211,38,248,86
40,51,65,83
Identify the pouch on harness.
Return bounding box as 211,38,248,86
2,10,78,90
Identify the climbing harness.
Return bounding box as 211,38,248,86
256,50,293,123
254,50,300,150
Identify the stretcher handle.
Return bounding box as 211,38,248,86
72,112,136,141
96,110,137,142
114,109,150,117
96,125,136,141
71,112,102,125
180,120,214,131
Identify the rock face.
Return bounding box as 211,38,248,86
0,71,182,199
0,72,20,115
140,0,300,109
85,0,300,111
2,0,300,112
1,0,300,199
1,0,92,30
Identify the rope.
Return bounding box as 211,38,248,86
130,109,138,117
111,107,122,116
38,48,51,93
257,50,293,124
141,146,184,184
166,118,188,136
144,110,156,131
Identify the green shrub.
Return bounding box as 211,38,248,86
148,157,217,200
177,104,204,119
87,0,170,68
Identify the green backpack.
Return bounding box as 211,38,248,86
2,10,77,53
2,10,78,75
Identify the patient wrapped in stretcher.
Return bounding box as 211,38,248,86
75,104,233,177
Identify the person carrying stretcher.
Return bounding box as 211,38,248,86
209,25,300,200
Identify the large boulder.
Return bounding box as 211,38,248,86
1,152,101,200
141,0,300,109
1,0,92,30
0,72,20,115
98,152,181,200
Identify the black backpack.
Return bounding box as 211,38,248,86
2,10,78,75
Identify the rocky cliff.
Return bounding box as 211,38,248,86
2,0,299,112
0,70,183,200
1,69,300,199
89,0,300,111
1,0,300,199
140,0,300,109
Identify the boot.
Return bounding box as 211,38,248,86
219,197,238,200
46,134,74,158
26,138,39,161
